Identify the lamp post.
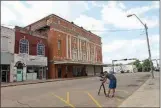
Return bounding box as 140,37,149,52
127,14,154,78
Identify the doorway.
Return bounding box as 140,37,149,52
58,67,62,78
16,62,24,82
1,65,10,83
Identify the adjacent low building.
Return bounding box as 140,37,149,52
13,26,48,82
1,26,15,83
103,64,138,73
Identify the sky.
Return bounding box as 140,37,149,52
1,1,160,65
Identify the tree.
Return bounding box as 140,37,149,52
133,59,142,72
142,59,153,72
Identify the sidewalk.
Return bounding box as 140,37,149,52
1,76,94,87
119,73,159,107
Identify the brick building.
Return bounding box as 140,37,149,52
13,26,48,81
24,14,103,79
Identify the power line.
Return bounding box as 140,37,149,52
90,29,145,32
1,23,146,33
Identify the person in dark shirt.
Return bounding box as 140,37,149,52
103,71,117,97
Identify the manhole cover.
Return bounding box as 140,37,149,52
127,84,138,87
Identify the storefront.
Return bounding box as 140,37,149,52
1,52,14,83
26,66,47,80
51,61,105,78
0,65,10,83
14,54,48,81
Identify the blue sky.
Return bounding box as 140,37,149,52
1,1,159,65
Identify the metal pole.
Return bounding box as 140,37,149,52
112,60,114,73
145,24,154,78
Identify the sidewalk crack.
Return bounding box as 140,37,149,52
17,100,32,108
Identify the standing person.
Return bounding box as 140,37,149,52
102,71,117,97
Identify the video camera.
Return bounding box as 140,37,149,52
98,72,106,81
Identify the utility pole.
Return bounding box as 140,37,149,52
127,14,154,78
145,24,154,78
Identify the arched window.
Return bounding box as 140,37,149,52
19,39,29,54
37,43,45,56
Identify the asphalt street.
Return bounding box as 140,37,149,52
1,72,151,107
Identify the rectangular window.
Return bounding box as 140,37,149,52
58,40,61,50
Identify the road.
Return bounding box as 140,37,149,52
1,72,151,107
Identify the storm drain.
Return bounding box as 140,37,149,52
127,84,139,87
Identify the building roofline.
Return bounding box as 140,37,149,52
15,26,47,39
24,14,101,38
1,25,15,31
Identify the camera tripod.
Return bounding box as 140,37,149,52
98,82,107,96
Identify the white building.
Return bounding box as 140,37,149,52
103,64,138,73
1,26,15,82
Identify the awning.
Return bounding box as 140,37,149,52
50,60,109,66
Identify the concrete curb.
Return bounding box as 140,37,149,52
1,76,95,88
118,77,153,107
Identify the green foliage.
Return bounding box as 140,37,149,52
133,59,142,72
142,59,153,72
133,59,153,72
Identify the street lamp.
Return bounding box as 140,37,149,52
127,14,154,78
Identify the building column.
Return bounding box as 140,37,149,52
48,63,56,79
70,36,72,59
77,38,79,60
80,40,82,60
66,35,68,59
94,65,96,76
94,45,96,63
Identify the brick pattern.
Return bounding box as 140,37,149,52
15,31,48,57
24,14,103,79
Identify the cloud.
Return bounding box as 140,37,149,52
1,3,17,27
90,1,104,8
74,15,105,35
101,1,159,29
102,34,159,63
1,1,89,26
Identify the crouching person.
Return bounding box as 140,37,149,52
103,71,117,97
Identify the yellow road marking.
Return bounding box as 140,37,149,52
85,92,102,108
51,93,75,108
67,92,70,103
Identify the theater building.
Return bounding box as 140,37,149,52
13,26,48,82
25,14,103,79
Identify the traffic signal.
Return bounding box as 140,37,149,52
123,59,127,61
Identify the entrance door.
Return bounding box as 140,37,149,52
17,69,23,82
1,71,7,82
38,68,42,79
58,68,62,78
42,67,46,79
1,65,10,83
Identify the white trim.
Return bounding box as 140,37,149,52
70,35,72,59
37,42,45,56
66,35,68,59
50,28,101,47
77,38,79,60
19,38,29,55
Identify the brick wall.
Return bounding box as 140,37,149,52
15,31,48,57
